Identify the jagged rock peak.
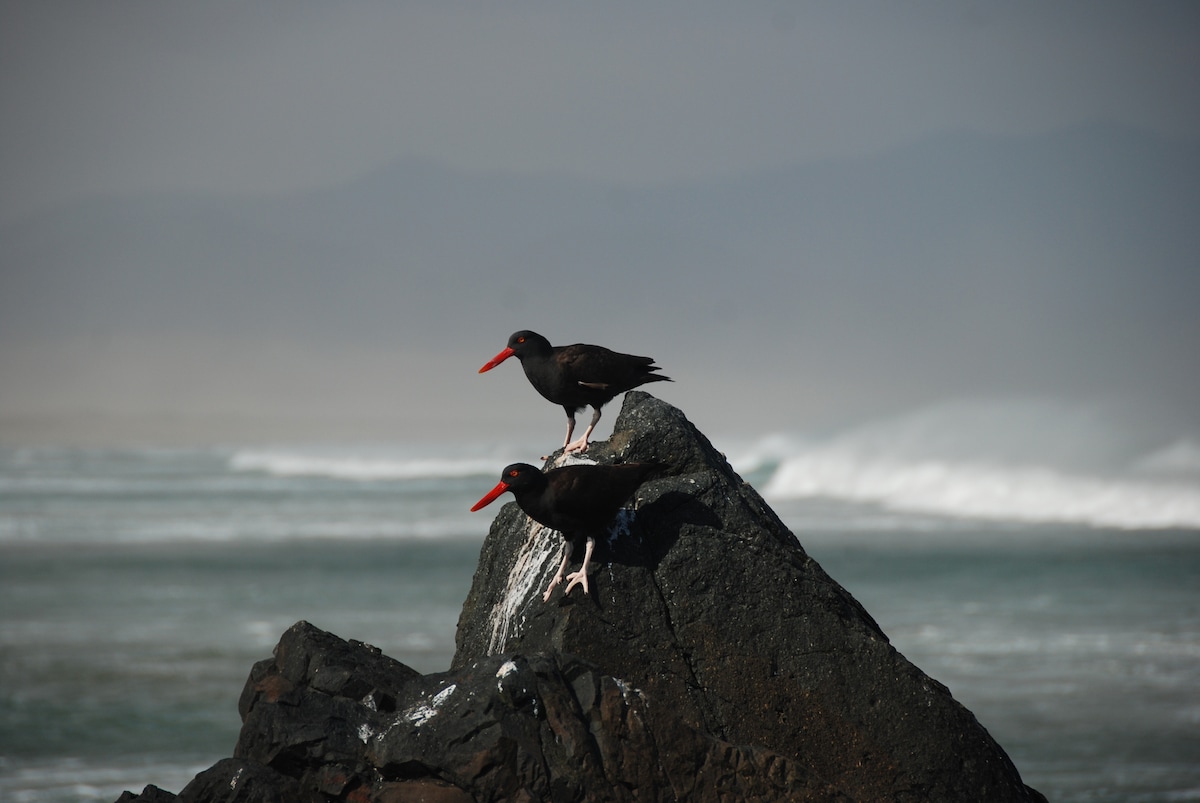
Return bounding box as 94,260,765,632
116,392,1046,802
454,391,1046,802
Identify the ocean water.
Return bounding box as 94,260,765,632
2,401,1199,802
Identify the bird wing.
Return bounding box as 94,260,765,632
548,467,612,517
554,345,610,386
547,464,657,534
552,344,666,404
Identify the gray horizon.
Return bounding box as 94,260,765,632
2,2,1198,447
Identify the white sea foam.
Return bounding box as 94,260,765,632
725,433,806,475
228,449,505,481
0,511,484,545
4,399,1197,549
758,400,1200,531
765,452,1200,529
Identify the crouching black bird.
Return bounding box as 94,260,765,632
471,461,661,601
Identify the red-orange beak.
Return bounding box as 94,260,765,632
470,480,510,511
478,347,515,373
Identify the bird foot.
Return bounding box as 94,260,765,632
564,438,590,454
542,571,564,602
563,568,590,597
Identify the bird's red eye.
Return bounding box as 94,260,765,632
509,469,519,477
517,337,525,344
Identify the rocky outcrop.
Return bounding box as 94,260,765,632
455,391,1045,802
116,392,1045,802
120,621,845,802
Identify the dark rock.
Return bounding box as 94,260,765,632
115,392,1046,802
234,621,422,781
368,651,846,802
454,391,1046,802
176,758,300,803
114,786,178,803
138,621,844,802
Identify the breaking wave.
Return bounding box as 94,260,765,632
228,448,512,481
750,400,1200,530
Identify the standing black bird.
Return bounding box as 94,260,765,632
479,330,671,454
471,461,661,601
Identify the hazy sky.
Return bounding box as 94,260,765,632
4,1,1197,217
2,2,1198,445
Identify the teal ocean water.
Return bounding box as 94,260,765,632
3,401,1199,801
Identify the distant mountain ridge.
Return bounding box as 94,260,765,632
3,122,1198,431
5,123,1195,339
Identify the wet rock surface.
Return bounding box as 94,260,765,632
119,622,845,802
455,392,1045,801
116,393,1045,802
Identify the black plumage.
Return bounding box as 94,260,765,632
471,461,661,600
479,330,671,453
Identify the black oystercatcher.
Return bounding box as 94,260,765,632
471,461,661,601
478,330,671,454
